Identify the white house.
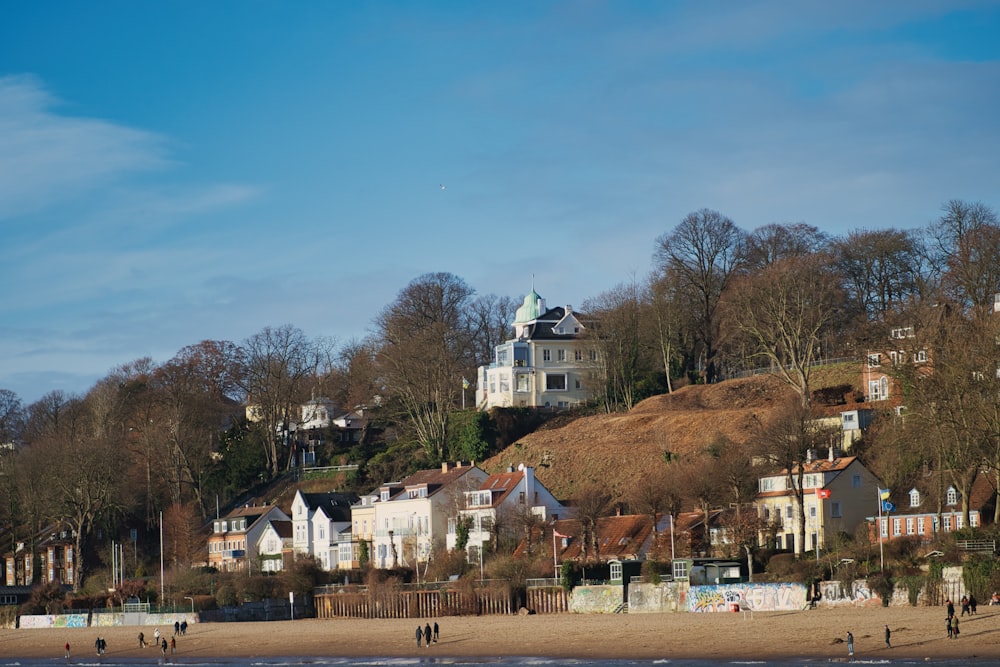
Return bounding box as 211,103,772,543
290,490,358,571
446,464,567,562
476,288,593,410
368,462,488,570
256,519,293,573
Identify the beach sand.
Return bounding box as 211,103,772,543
2,606,997,661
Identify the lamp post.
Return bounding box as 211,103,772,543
184,596,194,614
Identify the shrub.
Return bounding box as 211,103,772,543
868,571,894,607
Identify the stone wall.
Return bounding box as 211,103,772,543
627,581,687,613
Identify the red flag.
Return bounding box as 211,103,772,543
553,529,570,538
816,488,831,499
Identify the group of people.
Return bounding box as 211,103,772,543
960,594,978,616
415,621,439,647
138,627,178,655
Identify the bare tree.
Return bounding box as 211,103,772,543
745,222,828,271
833,228,925,324
573,482,613,564
753,399,832,557
235,325,331,476
647,269,688,393
724,254,844,407
374,273,478,461
654,209,746,383
468,293,518,367
583,280,646,412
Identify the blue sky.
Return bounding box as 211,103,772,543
2,1,999,404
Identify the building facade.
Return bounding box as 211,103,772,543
476,288,593,410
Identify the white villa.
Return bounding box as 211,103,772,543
476,288,593,410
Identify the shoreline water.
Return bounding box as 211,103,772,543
2,607,999,662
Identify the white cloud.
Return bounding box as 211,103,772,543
0,75,169,221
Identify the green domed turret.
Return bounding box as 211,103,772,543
514,289,544,324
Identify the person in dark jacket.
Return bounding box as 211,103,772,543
415,626,422,647
433,622,439,643
423,623,432,648
884,624,891,649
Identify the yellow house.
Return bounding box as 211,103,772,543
755,452,881,556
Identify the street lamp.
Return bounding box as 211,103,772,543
184,596,194,614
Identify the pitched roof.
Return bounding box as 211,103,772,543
302,491,358,522
472,470,527,508
268,520,293,539
886,468,996,516
551,514,655,562
378,463,482,501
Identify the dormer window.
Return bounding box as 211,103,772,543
380,490,390,502
946,487,958,506
867,353,881,368
909,489,920,507
407,487,427,499
891,326,914,339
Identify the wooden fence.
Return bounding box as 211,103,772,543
315,585,568,619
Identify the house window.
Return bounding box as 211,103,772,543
543,349,551,362
906,517,914,535
867,353,881,368
589,350,597,361
672,560,689,580
809,505,816,518
909,489,920,507
785,505,793,519
761,505,770,520
575,379,582,389
516,374,530,392
545,374,567,391
381,490,390,502
946,487,958,505
557,349,565,362
499,376,510,393
889,350,899,365
914,349,927,363
971,513,979,527
943,515,952,532
893,519,901,536
880,518,888,537
575,350,582,361
852,474,862,488
956,515,964,530
831,501,842,518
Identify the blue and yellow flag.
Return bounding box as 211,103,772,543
878,487,891,501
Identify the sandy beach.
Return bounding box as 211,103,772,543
2,606,998,661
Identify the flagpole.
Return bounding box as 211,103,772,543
552,528,558,579
878,492,884,571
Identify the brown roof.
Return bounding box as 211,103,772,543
269,519,292,539
381,462,480,501
551,514,654,562
473,470,526,508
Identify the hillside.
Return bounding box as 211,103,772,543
484,374,797,503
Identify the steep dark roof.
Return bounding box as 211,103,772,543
303,492,358,522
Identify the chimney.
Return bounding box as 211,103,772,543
805,449,815,463
828,446,835,462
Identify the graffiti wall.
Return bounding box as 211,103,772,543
628,582,687,613
18,614,88,628
569,585,622,613
688,582,807,613
817,580,880,607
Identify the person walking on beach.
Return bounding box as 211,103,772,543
174,620,180,635
970,594,978,614
170,637,176,654
64,642,71,659
423,623,432,648
138,632,145,648
946,599,955,618
433,621,439,643
961,595,970,616
154,627,161,644
846,631,854,658
161,638,168,656
952,614,960,638
95,637,101,656
884,624,891,649
415,625,422,647
180,620,188,636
